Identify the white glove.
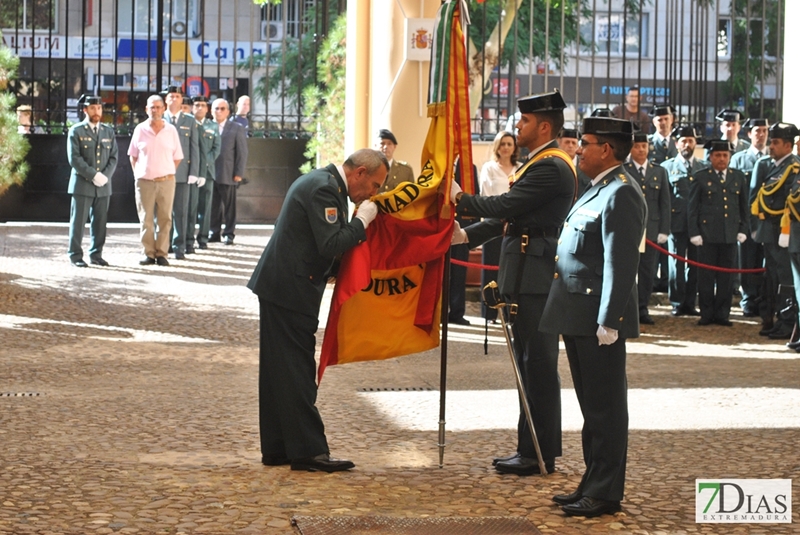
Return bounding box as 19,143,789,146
778,233,790,248
596,325,619,346
196,177,206,188
188,175,199,185
656,233,668,244
737,233,747,244
690,235,703,247
92,172,108,188
451,221,468,245
449,180,462,204
355,200,378,229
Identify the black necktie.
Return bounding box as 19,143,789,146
638,166,645,179
719,171,725,182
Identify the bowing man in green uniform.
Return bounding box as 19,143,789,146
541,117,647,518
450,90,576,476
67,95,119,267
689,140,749,326
188,96,221,252
247,149,388,473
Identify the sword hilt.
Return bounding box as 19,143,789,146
481,281,505,310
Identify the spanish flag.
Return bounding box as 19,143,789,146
318,0,473,381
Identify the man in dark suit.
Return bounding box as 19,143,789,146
750,122,800,339
209,98,248,245
247,149,387,472
730,118,769,317
689,140,749,326
67,95,119,267
661,125,710,316
625,132,670,324
163,86,200,259
450,90,576,476
540,117,646,518
376,129,415,193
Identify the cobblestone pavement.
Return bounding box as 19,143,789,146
1,224,798,535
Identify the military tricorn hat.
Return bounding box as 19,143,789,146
182,96,192,106
703,139,734,153
671,124,700,139
742,118,769,129
649,105,676,117
769,122,800,141
590,108,616,118
517,90,567,114
161,85,182,95
78,94,103,107
378,129,398,145
633,132,649,143
715,109,743,123
191,95,209,103
582,117,634,136
559,128,579,139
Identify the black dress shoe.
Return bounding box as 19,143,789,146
492,452,519,466
495,455,555,475
89,257,109,267
261,454,291,466
639,314,655,325
449,317,471,326
71,259,88,268
671,306,682,316
197,242,208,250
561,496,621,517
290,453,355,472
208,234,221,243
681,307,701,316
186,246,195,254
768,324,794,339
174,251,186,260
156,256,170,267
714,319,733,326
786,339,800,349
139,256,156,266
697,318,713,326
552,489,583,506
742,310,759,317
223,236,234,245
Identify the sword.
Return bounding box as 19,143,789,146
482,281,547,475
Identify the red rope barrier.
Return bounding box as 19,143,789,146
451,258,499,271
645,239,766,274
449,240,767,274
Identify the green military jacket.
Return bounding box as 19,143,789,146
688,167,748,244
165,111,199,183
196,118,221,181
67,119,119,198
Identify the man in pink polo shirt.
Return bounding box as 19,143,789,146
128,95,184,266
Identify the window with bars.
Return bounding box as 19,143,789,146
117,0,200,38
580,13,649,56
0,0,57,31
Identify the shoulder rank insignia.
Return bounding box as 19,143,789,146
618,174,628,183
325,207,338,224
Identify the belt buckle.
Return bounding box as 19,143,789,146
508,303,518,317
520,235,528,253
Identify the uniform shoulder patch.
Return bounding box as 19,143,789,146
324,207,338,224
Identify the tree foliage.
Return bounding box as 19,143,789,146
0,32,30,193
298,14,347,174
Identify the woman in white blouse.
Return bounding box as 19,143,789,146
479,131,521,322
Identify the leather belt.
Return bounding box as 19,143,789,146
151,174,175,182
505,225,560,238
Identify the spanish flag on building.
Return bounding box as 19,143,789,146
318,0,473,381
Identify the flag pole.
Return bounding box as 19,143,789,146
438,248,451,468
